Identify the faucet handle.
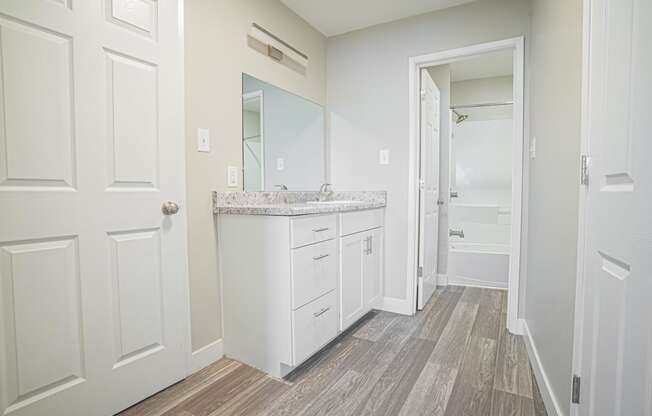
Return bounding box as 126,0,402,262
275,184,288,190
319,183,333,193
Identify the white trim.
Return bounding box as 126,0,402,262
570,0,592,415
379,297,412,315
447,276,508,290
437,273,449,286
190,339,225,374
523,321,565,416
407,37,526,335
178,0,193,378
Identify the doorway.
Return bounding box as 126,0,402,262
408,38,525,334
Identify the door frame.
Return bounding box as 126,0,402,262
569,0,595,414
178,0,193,377
407,37,526,334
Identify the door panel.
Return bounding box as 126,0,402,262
0,1,188,415
417,69,440,310
0,16,75,189
340,233,364,330
105,50,159,189
0,238,83,407
109,0,158,38
108,229,164,366
577,0,651,414
363,229,383,308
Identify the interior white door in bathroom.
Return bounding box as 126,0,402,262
417,69,441,310
0,1,188,415
574,0,651,414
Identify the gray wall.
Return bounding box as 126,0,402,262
327,0,531,302
525,0,583,413
185,0,326,352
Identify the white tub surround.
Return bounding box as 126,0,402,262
215,191,385,378
213,191,386,216
448,202,511,289
448,242,510,289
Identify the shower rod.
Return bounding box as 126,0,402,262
450,101,514,110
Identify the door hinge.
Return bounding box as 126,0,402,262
420,89,426,100
580,154,590,186
572,374,581,404
417,266,423,278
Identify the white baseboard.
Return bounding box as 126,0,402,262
190,339,224,374
523,321,565,416
447,275,508,290
379,296,412,315
510,317,525,336
437,273,449,286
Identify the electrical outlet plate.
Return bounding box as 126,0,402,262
530,137,536,159
227,166,238,187
197,128,210,152
379,149,390,165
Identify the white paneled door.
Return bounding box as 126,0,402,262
0,1,188,415
574,0,651,414
417,69,440,310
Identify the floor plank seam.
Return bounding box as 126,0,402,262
118,288,548,416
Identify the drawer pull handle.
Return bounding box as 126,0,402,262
312,227,330,233
313,254,330,261
313,307,331,317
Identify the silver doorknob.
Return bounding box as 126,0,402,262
162,201,180,215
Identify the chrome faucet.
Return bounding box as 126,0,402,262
275,184,288,190
318,183,333,201
449,229,465,238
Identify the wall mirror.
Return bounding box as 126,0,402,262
242,74,325,191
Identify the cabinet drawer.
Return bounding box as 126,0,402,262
292,290,338,365
340,209,384,236
290,214,337,248
291,239,337,309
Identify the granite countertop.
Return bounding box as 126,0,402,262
213,191,387,216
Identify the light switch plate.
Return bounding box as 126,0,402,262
379,149,390,165
276,158,285,171
197,128,210,152
530,137,537,159
227,166,238,187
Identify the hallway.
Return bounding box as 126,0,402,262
121,286,546,415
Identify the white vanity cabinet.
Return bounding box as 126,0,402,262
217,207,384,378
339,210,384,330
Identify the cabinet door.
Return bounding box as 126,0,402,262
340,233,365,330
363,228,383,309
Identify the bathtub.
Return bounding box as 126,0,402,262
447,242,510,289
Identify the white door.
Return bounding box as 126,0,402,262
417,69,441,310
340,233,364,330
0,1,189,415
363,228,383,309
574,0,651,414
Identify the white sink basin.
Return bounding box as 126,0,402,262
306,200,361,205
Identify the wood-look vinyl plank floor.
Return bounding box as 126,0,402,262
118,287,547,416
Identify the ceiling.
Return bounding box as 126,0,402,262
449,49,513,82
280,0,478,37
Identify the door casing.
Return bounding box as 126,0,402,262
407,37,526,336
